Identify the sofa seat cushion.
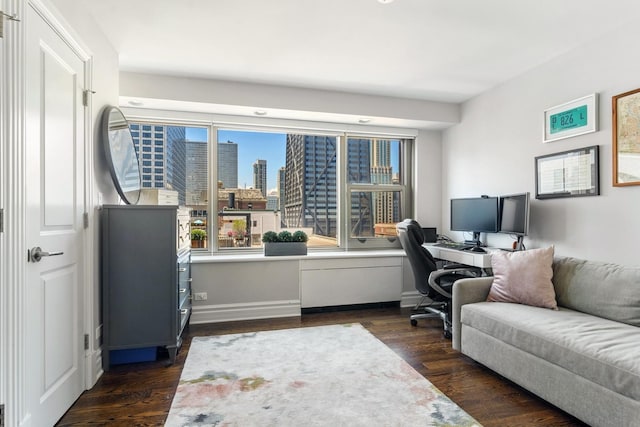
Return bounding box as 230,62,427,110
461,302,640,400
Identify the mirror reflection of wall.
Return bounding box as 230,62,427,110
101,106,141,204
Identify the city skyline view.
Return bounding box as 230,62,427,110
186,127,285,192
133,122,406,245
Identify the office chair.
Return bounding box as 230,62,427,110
397,219,480,338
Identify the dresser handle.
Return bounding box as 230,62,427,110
179,288,187,293
178,267,187,272
180,309,189,315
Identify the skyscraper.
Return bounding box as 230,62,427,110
218,141,238,188
277,166,286,225
370,139,394,224
185,140,208,206
253,159,267,197
284,135,340,237
130,123,186,204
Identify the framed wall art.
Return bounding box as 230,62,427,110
543,94,598,143
535,145,599,199
612,88,640,186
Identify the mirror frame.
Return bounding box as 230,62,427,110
101,106,142,204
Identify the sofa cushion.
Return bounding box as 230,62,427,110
461,302,640,401
487,247,557,309
553,256,640,327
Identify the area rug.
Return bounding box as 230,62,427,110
165,323,481,426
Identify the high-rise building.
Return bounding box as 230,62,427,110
370,139,395,225
218,141,238,188
130,123,186,204
277,166,286,225
253,159,267,197
166,126,187,204
347,138,373,236
185,141,208,206
284,135,375,238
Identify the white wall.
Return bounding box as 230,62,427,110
442,21,640,266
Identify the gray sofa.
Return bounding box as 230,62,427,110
451,255,640,427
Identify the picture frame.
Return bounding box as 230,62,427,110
543,94,598,143
535,145,599,199
612,88,640,186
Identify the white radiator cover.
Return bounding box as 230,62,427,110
300,257,403,308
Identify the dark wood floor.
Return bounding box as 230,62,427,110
57,307,587,426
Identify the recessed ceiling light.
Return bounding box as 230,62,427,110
358,118,371,123
254,110,267,116
378,0,395,4
128,100,144,107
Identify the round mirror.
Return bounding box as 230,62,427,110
101,106,141,204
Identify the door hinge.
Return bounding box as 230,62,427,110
83,212,89,229
82,89,95,107
0,208,3,233
84,334,89,350
0,403,4,426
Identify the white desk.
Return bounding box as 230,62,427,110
424,244,495,269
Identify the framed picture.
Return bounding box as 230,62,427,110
535,145,599,199
543,94,598,143
612,88,640,186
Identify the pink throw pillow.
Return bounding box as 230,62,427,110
487,246,557,310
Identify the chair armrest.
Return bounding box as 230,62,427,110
451,277,494,351
428,268,478,299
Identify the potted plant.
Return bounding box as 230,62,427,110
191,228,207,249
262,230,308,256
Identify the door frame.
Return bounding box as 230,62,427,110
1,0,96,424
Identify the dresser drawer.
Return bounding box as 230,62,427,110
179,307,191,334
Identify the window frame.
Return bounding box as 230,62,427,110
342,135,412,250
122,109,415,255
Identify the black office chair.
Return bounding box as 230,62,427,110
397,219,480,338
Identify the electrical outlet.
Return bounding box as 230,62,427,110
194,292,207,301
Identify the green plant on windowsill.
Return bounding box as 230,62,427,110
261,230,308,256
191,229,207,240
261,230,308,243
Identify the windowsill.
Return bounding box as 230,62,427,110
190,249,406,264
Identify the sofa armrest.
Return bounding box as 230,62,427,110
451,277,494,351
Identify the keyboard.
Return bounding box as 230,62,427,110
433,242,469,250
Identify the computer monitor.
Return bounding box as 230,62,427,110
450,196,499,246
499,192,530,250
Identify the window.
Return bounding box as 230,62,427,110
129,119,413,253
346,137,409,248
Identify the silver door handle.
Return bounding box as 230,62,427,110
29,246,64,263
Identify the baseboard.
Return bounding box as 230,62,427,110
85,348,104,389
401,291,422,308
190,300,301,324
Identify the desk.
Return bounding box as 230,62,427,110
424,244,494,269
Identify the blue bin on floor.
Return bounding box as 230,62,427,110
110,347,157,365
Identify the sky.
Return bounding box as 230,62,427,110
185,127,400,192
186,127,286,191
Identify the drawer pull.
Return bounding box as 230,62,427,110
178,267,187,272
179,288,187,293
187,278,193,282
180,309,189,315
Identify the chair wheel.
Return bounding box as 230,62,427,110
410,319,418,326
444,331,452,339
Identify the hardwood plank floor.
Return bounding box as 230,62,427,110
57,307,587,426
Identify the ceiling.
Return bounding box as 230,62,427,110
82,0,639,123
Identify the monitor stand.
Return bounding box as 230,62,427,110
464,232,483,247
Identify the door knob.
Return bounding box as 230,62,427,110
28,246,64,263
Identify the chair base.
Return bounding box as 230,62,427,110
410,300,452,338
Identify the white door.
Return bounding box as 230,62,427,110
24,3,85,425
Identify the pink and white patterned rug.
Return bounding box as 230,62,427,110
165,323,481,426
